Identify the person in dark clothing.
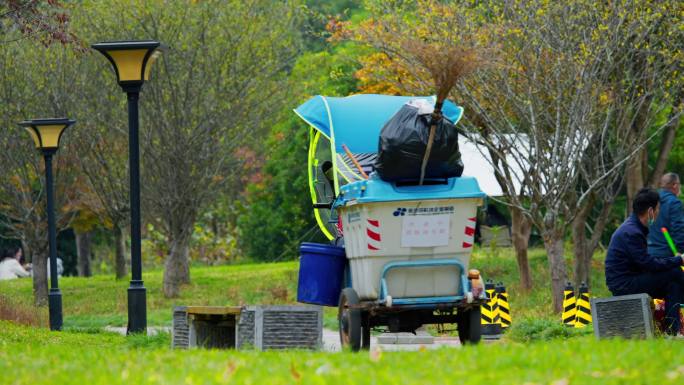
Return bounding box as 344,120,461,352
648,172,684,257
605,187,684,336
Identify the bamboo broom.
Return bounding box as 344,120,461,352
402,41,481,185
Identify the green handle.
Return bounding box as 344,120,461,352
661,227,680,255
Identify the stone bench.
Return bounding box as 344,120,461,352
172,306,242,349
172,305,322,350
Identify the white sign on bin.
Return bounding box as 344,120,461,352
401,214,450,248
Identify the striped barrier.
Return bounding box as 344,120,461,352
496,282,511,330
481,279,502,338
574,282,592,328
561,282,577,327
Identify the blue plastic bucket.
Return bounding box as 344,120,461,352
297,242,346,306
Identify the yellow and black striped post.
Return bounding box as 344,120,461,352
561,282,576,327
574,282,592,328
496,282,511,330
481,279,502,337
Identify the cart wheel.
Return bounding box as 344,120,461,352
338,287,362,351
361,311,371,350
457,306,482,345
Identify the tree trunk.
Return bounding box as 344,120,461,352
626,84,656,205
23,232,49,306
75,230,93,277
572,193,594,288
625,151,645,215
163,228,192,298
510,206,533,291
114,224,127,280
649,92,682,187
573,196,615,289
641,142,649,185
31,249,49,307
542,226,568,313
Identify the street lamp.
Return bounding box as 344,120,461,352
19,118,75,331
91,40,163,334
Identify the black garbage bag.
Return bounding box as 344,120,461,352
374,103,463,182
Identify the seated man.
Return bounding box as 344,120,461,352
648,172,684,257
605,188,684,336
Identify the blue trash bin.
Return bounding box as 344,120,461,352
297,242,347,306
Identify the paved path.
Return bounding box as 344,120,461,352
322,328,461,352
104,326,171,336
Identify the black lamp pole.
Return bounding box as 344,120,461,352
44,149,62,331
20,117,74,332
126,88,146,334
92,40,162,334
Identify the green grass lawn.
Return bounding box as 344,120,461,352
0,261,301,329
0,246,613,330
4,246,673,385
1,320,683,385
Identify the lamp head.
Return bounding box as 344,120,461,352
19,118,75,153
91,40,164,92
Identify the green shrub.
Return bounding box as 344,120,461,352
506,317,591,342
237,115,323,262
237,46,362,262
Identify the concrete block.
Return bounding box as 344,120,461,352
172,306,189,349
591,294,654,339
237,305,323,350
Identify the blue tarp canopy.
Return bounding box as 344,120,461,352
294,94,463,154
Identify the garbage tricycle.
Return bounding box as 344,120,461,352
294,94,487,351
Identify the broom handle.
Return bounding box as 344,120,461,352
419,102,443,185
419,126,436,185
342,144,369,179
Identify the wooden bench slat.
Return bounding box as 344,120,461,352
186,306,242,315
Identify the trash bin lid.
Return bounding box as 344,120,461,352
300,242,346,257
335,175,485,207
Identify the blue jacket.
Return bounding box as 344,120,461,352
648,189,684,257
605,214,682,293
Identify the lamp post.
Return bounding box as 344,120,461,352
19,118,75,331
91,40,163,334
